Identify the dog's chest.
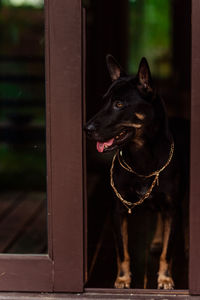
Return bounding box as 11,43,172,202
130,183,152,198
114,170,155,202
129,177,155,200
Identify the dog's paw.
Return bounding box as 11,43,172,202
157,274,174,290
114,275,131,289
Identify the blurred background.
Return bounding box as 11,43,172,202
84,0,190,290
0,0,47,254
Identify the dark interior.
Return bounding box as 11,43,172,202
84,0,190,289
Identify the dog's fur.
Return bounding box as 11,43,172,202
85,55,182,289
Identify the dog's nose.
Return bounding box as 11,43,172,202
86,123,96,131
84,123,96,137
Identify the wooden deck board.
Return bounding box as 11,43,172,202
0,193,22,221
8,198,47,254
0,192,47,253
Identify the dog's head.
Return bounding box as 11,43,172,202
85,55,157,153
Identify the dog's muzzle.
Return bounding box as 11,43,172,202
84,122,97,138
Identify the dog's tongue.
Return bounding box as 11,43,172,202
96,138,114,153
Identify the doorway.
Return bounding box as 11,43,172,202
84,0,190,289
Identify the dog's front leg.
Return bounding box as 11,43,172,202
150,212,163,253
157,213,174,289
113,214,131,288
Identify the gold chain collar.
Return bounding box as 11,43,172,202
110,141,174,214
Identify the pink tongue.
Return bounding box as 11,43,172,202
96,138,114,153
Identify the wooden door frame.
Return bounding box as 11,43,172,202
189,0,200,295
46,0,84,292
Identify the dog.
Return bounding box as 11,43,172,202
85,55,182,289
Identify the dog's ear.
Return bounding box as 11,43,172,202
106,54,126,81
137,57,153,94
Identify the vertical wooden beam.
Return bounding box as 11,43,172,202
82,7,88,284
47,0,83,292
190,0,200,295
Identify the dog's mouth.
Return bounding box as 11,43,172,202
96,129,132,153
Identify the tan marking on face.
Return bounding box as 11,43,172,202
121,122,142,129
132,128,144,148
133,138,144,148
135,112,145,120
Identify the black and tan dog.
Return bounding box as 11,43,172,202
85,55,181,289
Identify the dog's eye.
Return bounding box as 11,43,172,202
115,101,124,109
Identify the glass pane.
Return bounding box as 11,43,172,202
0,0,47,253
84,0,189,290
129,0,172,78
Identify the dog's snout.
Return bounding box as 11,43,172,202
86,123,96,132
84,122,97,137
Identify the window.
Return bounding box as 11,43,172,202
0,1,84,292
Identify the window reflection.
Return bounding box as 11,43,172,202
129,0,172,78
0,0,47,253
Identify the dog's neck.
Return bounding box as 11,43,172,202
122,133,172,176
122,97,172,175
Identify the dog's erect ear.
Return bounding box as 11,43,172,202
137,57,153,94
106,54,126,81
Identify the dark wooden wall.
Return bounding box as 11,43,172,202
85,0,129,120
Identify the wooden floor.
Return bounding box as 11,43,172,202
0,291,193,300
0,192,47,254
